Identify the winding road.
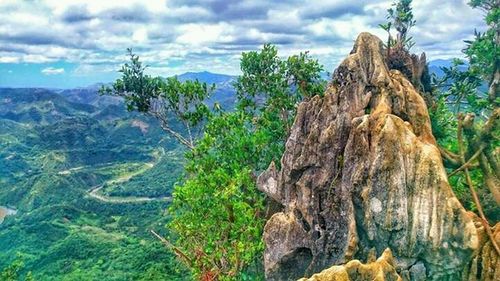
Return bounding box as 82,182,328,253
88,185,171,203
84,148,172,204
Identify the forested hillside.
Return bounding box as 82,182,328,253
0,86,189,280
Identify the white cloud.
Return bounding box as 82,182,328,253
132,28,148,43
41,67,65,75
176,23,234,45
0,0,489,77
0,56,19,63
72,63,117,75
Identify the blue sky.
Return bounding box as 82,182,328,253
0,0,487,88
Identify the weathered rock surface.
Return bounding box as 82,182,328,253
297,248,402,281
259,33,481,280
462,216,500,281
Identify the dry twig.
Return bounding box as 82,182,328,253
150,229,193,265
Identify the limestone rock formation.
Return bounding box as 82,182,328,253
462,216,500,281
297,248,402,281
259,33,481,280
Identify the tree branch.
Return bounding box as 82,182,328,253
439,146,462,168
485,148,500,179
457,114,500,256
478,152,500,204
149,99,195,150
150,230,193,266
457,109,500,204
159,121,195,150
448,145,484,177
150,109,194,149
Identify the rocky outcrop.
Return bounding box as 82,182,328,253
259,33,481,280
462,216,500,281
298,248,402,281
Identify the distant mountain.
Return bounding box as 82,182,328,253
177,71,235,84
175,71,237,109
0,88,95,124
428,59,468,78
57,71,238,110
57,85,121,108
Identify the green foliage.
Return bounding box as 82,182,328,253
0,88,188,280
464,0,500,106
380,0,416,49
434,59,488,114
235,44,325,168
100,49,164,113
0,255,33,281
464,30,499,85
160,77,214,127
433,0,498,114
429,1,500,222
168,45,325,280
387,0,416,33
236,44,325,110
168,111,268,279
101,49,215,148
429,97,458,143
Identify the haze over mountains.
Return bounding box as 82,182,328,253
0,58,455,90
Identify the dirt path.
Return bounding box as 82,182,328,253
88,185,171,203
86,148,172,204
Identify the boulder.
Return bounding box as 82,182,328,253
297,248,402,281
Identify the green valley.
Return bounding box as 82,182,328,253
0,87,188,280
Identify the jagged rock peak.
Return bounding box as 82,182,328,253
259,32,480,280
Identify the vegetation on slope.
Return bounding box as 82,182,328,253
0,88,187,280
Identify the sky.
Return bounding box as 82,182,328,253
0,0,487,88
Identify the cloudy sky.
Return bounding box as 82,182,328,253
0,0,487,88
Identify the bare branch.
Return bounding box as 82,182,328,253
448,145,484,177
478,152,500,204
439,146,462,168
457,114,500,255
150,230,193,265
149,98,195,149
485,148,500,179
157,120,195,150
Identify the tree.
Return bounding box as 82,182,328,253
467,0,499,105
235,44,325,167
106,43,325,280
0,256,34,281
100,49,214,149
379,0,417,51
167,45,325,280
431,0,500,254
379,0,431,96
